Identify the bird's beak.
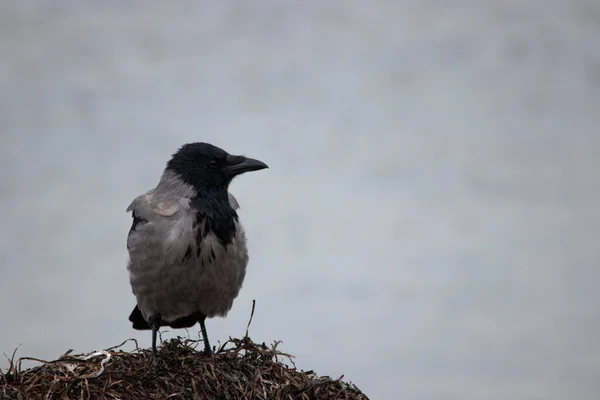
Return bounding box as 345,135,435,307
223,155,269,177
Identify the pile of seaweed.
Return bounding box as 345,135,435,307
0,307,368,399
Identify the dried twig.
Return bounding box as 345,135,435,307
245,299,256,338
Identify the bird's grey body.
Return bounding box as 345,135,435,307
124,142,268,356
126,171,248,323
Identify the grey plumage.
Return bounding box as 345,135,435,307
125,143,268,355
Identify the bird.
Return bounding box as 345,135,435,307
125,142,268,356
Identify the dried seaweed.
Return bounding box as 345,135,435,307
0,304,368,399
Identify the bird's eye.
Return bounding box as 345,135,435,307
208,160,218,168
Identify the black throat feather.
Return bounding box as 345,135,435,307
189,188,238,249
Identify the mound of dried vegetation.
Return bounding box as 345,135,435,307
1,307,368,399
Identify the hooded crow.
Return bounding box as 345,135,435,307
125,142,268,356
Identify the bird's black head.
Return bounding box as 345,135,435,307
166,142,268,191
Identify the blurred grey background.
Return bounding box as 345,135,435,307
1,1,599,399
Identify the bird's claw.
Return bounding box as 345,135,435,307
200,347,213,357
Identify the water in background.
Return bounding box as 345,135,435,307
1,1,599,399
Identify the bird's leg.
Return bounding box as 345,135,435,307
197,313,212,356
148,313,162,357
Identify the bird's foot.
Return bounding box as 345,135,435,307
199,347,213,357
148,352,159,365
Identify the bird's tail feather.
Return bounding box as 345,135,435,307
128,305,200,330
128,305,151,330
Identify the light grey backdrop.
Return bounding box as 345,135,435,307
1,1,599,399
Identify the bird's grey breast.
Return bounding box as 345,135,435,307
126,181,249,320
